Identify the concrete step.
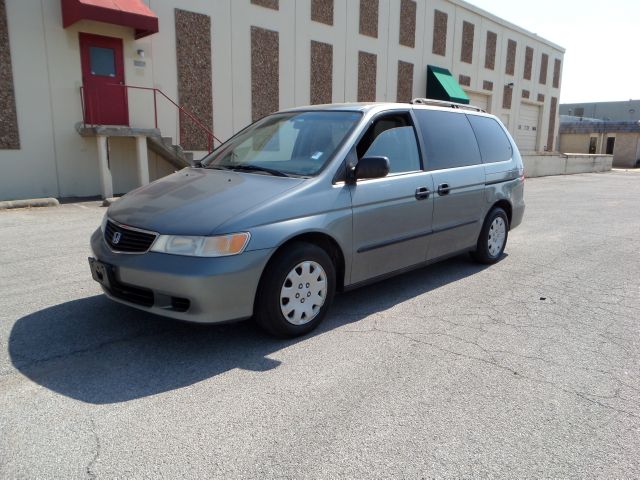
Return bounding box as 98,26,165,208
147,135,191,170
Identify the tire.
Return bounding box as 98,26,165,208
254,242,336,338
471,207,509,264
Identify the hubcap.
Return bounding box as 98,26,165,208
280,261,327,325
487,217,506,257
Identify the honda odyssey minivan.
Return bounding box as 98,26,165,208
90,99,525,337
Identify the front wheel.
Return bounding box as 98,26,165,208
471,207,509,264
254,242,336,337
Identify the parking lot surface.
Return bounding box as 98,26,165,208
1,171,639,478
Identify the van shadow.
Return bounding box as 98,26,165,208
9,255,495,404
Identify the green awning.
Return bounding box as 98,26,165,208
426,65,470,104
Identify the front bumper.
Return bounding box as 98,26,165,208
90,228,273,323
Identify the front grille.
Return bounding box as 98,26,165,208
104,220,157,253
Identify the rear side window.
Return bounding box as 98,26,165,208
467,115,513,163
413,109,482,170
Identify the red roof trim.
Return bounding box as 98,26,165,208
61,0,159,39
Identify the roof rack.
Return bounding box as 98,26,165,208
410,98,485,113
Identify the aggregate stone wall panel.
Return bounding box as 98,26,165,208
539,53,549,85
484,31,496,70
553,58,562,88
460,21,474,64
502,85,513,109
310,41,333,104
359,0,378,38
505,39,517,75
251,0,279,10
548,96,558,150
175,9,213,151
432,10,448,56
251,26,279,121
483,80,493,91
397,61,414,103
458,74,471,87
399,0,416,48
524,46,533,80
0,0,19,149
311,0,333,25
357,51,377,102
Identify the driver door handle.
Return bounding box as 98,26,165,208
415,186,430,200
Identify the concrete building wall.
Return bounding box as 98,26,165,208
612,133,640,168
559,131,640,168
559,133,591,155
1,0,565,201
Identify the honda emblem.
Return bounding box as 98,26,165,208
112,231,122,245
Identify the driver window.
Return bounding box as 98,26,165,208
356,114,421,174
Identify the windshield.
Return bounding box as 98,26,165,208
201,111,362,176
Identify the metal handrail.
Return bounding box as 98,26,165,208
79,84,221,152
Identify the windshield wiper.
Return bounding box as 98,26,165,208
230,165,290,177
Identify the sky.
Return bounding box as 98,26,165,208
466,0,640,103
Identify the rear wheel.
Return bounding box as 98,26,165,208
255,242,336,337
471,207,509,264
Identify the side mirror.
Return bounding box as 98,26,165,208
355,156,390,180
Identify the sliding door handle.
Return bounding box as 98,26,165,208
437,183,450,196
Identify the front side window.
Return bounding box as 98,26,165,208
202,111,362,176
357,113,421,174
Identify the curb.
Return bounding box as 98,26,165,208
0,198,60,210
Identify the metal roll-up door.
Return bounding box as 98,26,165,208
466,92,489,112
516,103,540,152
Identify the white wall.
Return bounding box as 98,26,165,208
1,0,565,200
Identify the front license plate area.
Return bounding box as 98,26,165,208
89,257,113,290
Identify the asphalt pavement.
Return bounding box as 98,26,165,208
1,171,639,478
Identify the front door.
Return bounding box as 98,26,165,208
349,112,435,285
79,33,128,125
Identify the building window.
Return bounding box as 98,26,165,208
589,137,597,154
89,47,116,77
606,137,615,155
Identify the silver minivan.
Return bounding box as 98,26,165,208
89,100,525,337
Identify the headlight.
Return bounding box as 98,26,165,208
100,212,108,232
150,232,251,257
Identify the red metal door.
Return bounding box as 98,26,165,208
79,33,128,125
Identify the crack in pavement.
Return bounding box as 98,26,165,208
5,327,171,377
86,417,100,480
344,324,640,421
